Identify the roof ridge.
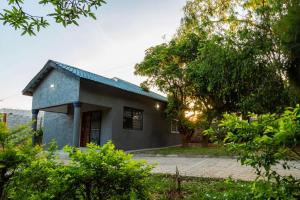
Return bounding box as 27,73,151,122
52,60,152,93
112,77,145,89
51,60,110,80
24,60,167,102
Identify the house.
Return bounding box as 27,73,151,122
22,60,181,150
0,108,44,129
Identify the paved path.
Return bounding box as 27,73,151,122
133,155,300,181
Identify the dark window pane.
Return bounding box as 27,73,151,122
171,119,179,133
123,107,143,130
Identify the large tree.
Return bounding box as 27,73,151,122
135,0,298,144
135,33,201,145
181,0,300,96
0,0,106,35
187,31,291,119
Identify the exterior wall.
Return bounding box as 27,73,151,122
43,111,73,148
0,108,43,129
32,70,80,109
31,69,180,150
100,109,113,146
80,80,181,150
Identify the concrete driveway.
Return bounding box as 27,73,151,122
133,155,300,181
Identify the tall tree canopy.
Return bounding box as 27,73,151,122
135,33,201,144
0,0,106,35
135,0,299,140
187,33,290,117
181,0,300,95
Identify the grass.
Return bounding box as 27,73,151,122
134,145,234,157
147,174,251,200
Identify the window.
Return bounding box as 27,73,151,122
171,119,179,133
123,107,143,130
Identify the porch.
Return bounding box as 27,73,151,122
32,101,112,147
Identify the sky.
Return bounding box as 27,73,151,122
0,0,186,110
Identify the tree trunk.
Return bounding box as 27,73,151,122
202,114,214,147
85,182,91,200
0,184,4,200
0,170,6,200
202,135,209,147
180,133,193,147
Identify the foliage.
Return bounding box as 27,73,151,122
135,0,297,138
0,0,106,35
0,121,40,199
182,0,297,118
8,141,152,200
186,33,290,118
206,105,300,199
34,128,43,136
181,0,300,96
135,33,201,145
273,1,300,95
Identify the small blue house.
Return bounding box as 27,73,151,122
23,60,180,150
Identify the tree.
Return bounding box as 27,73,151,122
0,0,106,35
135,0,297,143
136,0,299,145
181,0,300,96
274,2,300,95
186,31,291,120
135,33,202,145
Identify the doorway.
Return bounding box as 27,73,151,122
80,111,101,147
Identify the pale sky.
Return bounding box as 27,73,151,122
0,0,186,110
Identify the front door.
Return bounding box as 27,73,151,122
80,111,101,147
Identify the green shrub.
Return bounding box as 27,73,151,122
9,141,152,200
0,121,39,199
206,105,300,199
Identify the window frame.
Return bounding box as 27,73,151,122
123,107,143,131
171,119,179,134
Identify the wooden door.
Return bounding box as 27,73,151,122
80,112,91,147
80,111,101,147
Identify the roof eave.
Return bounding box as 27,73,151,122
80,77,168,103
22,60,56,96
22,59,168,103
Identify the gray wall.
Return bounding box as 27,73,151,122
0,108,44,129
31,69,180,150
31,69,79,148
100,109,113,146
43,112,74,148
80,80,181,150
32,70,80,109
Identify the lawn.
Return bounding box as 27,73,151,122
147,174,251,200
134,145,234,157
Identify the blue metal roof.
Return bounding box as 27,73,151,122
23,60,167,102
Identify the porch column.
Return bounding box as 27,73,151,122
31,109,39,145
72,101,81,147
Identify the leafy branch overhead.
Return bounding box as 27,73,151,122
0,0,106,35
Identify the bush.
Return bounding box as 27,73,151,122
0,121,39,199
205,105,300,199
8,142,152,200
